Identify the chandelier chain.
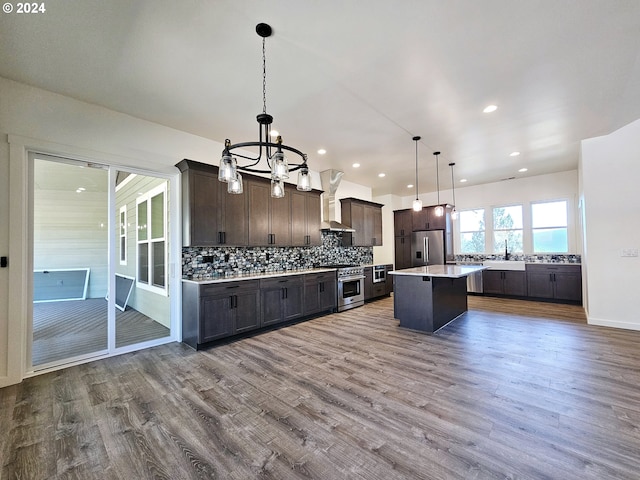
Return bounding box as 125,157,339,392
262,37,267,115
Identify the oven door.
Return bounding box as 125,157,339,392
338,275,365,311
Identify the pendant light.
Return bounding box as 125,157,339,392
449,162,458,220
412,136,422,212
433,151,444,216
218,23,311,197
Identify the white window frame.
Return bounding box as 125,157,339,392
531,199,569,253
136,183,168,295
119,205,127,265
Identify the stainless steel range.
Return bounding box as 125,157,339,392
334,265,365,312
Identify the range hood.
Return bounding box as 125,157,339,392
320,169,355,232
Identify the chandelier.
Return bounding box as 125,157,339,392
218,23,311,197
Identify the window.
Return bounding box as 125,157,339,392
119,206,127,265
459,209,485,253
136,183,167,293
493,205,523,253
532,200,568,253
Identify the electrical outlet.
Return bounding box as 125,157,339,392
621,248,639,257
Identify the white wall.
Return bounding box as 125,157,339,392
580,118,640,330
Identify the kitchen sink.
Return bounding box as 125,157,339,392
482,260,526,271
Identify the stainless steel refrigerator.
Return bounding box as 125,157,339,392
411,230,445,267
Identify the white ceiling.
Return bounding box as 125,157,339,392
2,0,639,197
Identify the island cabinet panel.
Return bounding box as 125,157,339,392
303,272,337,315
177,160,248,246
247,179,291,246
341,198,384,246
394,275,468,333
290,188,323,246
482,270,527,296
526,264,582,303
182,280,260,349
260,276,304,326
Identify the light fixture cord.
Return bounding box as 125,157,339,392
415,140,419,200
262,36,267,115
451,164,456,205
436,153,440,204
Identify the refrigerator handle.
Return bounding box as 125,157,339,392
424,237,429,264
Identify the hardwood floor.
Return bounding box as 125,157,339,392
3,296,640,479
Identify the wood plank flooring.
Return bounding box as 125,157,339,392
3,296,640,479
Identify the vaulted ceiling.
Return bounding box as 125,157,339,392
2,0,639,196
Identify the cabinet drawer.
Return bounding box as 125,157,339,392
304,272,336,284
200,280,259,296
526,264,581,274
260,275,304,289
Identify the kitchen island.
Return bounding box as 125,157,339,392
389,265,487,333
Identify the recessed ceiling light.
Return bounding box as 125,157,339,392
460,179,467,183
378,173,385,178
510,151,520,157
269,130,279,137
483,105,498,113
317,149,326,155
77,187,86,191
407,184,414,188
518,168,528,172
352,163,360,168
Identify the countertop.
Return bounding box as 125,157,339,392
182,267,337,285
389,265,488,278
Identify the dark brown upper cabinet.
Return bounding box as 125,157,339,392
177,159,322,248
340,197,384,247
177,160,248,247
289,187,322,247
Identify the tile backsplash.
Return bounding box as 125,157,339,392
183,232,373,279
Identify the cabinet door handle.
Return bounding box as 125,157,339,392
319,282,324,293
222,232,226,244
218,232,223,244
282,287,288,299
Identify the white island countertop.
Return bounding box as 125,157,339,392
389,265,488,278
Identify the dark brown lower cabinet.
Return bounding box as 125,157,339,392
482,270,527,296
303,272,337,315
260,276,304,326
182,280,260,349
526,264,582,303
364,265,393,301
183,271,342,349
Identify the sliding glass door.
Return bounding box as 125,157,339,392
114,172,171,348
30,154,173,370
